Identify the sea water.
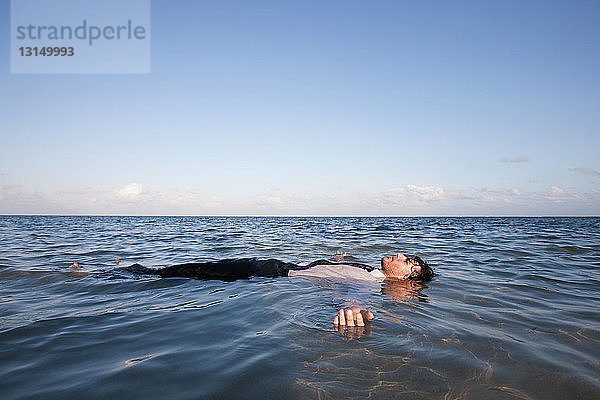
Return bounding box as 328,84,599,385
1,216,599,399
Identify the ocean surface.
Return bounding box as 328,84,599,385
1,216,599,400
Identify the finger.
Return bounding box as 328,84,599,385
356,312,364,327
350,307,373,321
356,325,364,339
346,326,354,340
334,315,339,325
338,309,346,325
346,309,355,327
362,310,374,320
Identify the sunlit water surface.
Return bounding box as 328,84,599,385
1,216,599,399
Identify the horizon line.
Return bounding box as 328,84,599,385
1,214,598,218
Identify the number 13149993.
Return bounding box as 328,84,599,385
19,47,74,56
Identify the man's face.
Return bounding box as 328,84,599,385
380,253,421,280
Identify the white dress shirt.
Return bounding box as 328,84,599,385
288,263,385,282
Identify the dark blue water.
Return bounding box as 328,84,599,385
1,216,599,399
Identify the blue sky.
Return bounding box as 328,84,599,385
1,0,599,215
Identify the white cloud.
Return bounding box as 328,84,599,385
78,186,105,194
60,186,106,195
0,182,26,202
206,196,223,208
114,183,145,202
499,155,529,163
570,167,600,176
524,185,573,204
385,185,446,202
482,187,521,196
256,195,283,207
1,182,599,215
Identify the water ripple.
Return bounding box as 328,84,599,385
0,216,599,399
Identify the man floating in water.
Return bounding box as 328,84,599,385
127,252,434,328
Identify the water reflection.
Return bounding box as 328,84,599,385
377,279,429,327
334,320,372,340
381,279,430,304
332,279,431,338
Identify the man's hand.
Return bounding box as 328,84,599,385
333,307,374,339
333,250,347,262
333,307,374,327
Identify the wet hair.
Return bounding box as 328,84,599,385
407,255,434,282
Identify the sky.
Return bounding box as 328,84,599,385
0,0,599,215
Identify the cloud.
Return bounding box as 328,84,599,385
479,187,521,204
526,185,572,204
0,182,24,201
499,155,529,163
482,187,521,196
256,195,283,207
60,186,106,195
385,185,446,202
365,185,477,214
570,167,600,176
114,183,145,202
2,181,600,215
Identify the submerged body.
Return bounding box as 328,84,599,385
129,253,433,283
129,258,383,282
128,253,433,328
